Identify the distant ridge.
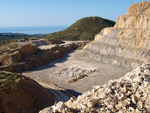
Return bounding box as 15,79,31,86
44,17,115,41
0,33,42,45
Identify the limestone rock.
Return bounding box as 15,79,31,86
0,41,87,72
19,44,39,58
39,63,150,113
51,102,66,112
118,100,131,107
132,95,138,103
126,1,150,15
82,1,150,68
0,51,22,66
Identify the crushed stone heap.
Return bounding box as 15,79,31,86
82,1,150,68
40,63,150,113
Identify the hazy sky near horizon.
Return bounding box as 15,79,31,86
0,0,146,27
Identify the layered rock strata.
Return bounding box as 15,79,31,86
82,1,150,68
0,42,87,72
39,63,150,113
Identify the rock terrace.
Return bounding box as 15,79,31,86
0,41,87,72
82,1,150,68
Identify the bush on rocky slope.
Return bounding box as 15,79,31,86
44,17,115,41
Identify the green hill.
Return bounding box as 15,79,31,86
44,17,115,41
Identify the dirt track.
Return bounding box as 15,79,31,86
38,82,70,102
23,50,131,96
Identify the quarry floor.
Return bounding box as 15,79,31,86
23,50,131,96
38,81,70,102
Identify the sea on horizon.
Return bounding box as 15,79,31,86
0,26,68,35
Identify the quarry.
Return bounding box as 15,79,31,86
0,1,150,113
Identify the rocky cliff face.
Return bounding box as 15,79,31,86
0,71,54,113
82,1,150,68
0,41,87,72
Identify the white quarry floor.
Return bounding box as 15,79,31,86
23,50,131,96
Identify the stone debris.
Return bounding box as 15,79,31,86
39,64,150,113
55,67,98,77
55,67,98,83
39,101,77,113
67,73,88,83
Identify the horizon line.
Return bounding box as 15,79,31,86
0,26,69,28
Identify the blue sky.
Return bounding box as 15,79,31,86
0,0,146,27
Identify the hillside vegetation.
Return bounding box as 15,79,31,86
44,17,115,41
0,33,40,46
0,33,41,55
0,71,23,93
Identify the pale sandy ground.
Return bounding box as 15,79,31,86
39,41,87,50
23,50,131,96
38,82,70,102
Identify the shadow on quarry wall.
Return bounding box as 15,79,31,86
0,41,87,73
45,88,70,102
31,51,74,72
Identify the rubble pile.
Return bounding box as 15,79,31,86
40,64,150,113
55,67,98,77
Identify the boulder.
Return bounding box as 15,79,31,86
0,51,22,66
19,44,39,58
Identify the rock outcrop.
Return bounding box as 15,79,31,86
0,71,54,113
0,44,40,72
0,41,87,72
19,44,40,58
0,44,39,66
82,1,150,68
39,63,150,113
46,39,63,44
30,39,48,47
